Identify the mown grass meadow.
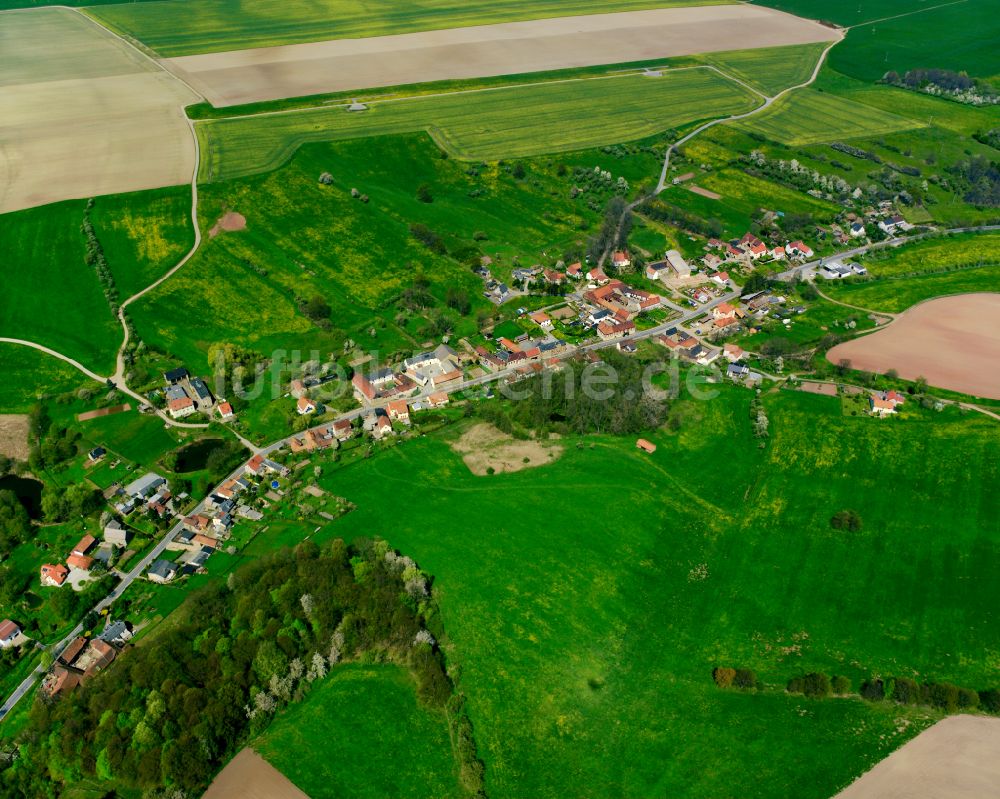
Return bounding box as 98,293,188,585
255,665,462,799
310,388,999,798
197,69,758,182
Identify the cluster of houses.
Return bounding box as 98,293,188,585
645,250,692,280
476,334,571,378
352,344,463,404
657,328,721,365
106,472,172,519
38,480,152,589
42,620,132,699
581,277,661,341
819,260,868,280
162,367,234,422
704,233,814,269
869,390,906,416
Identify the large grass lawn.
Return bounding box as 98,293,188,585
703,41,827,96
824,264,1000,313
310,388,999,798
0,344,87,413
254,664,463,799
0,200,120,374
0,187,196,375
91,0,733,57
197,69,758,182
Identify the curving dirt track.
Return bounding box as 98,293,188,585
827,293,1000,400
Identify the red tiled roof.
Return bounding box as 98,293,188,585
66,554,94,571
41,563,69,585
0,619,19,640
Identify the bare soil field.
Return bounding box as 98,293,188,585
451,422,562,475
164,5,840,106
202,748,310,799
834,715,1000,799
0,8,198,214
688,184,722,200
827,294,1000,400
0,414,30,460
77,403,131,422
209,210,247,237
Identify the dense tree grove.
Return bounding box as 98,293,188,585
1,539,484,798
479,350,669,437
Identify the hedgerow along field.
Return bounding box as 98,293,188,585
89,0,735,57
197,69,759,182
0,187,196,376
315,388,1000,799
254,665,462,798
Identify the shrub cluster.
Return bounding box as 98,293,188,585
860,677,992,712
712,667,758,691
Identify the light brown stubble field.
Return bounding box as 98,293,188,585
0,8,198,214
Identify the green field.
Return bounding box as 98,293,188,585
90,186,194,298
312,390,999,798
0,344,87,413
858,233,1000,277
703,42,827,96
76,409,184,467
828,0,1000,83
91,0,733,57
254,665,462,799
197,70,759,182
739,88,925,146
0,200,120,374
0,187,196,376
824,264,1000,313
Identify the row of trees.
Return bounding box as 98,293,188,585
2,538,484,797
80,199,120,315
860,676,999,713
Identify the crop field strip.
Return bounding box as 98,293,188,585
197,69,760,182
89,0,736,58
737,88,927,146
162,6,839,107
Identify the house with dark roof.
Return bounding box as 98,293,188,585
148,559,177,583
163,367,189,385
